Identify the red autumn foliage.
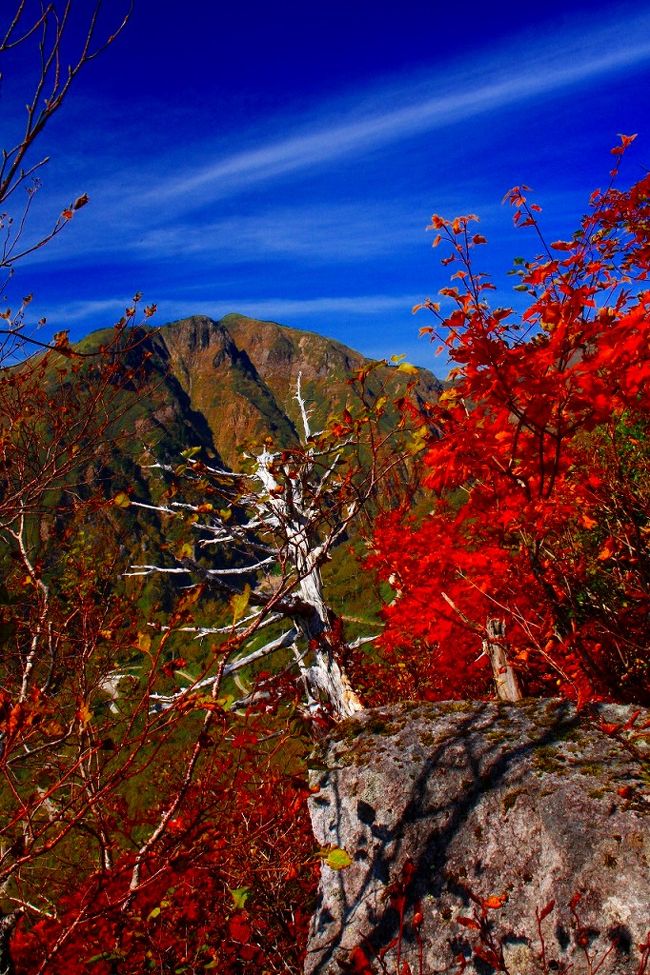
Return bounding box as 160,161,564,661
0,7,319,972
365,138,649,707
9,712,317,974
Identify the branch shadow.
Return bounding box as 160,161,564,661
307,700,583,973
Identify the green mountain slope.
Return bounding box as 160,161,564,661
79,313,441,470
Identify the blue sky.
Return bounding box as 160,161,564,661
4,0,650,372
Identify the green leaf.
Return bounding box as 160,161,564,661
181,446,201,459
229,886,250,909
321,847,353,870
86,953,125,964
147,906,161,920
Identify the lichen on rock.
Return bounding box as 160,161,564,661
306,700,649,975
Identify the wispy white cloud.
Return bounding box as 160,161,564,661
138,11,650,210
36,292,419,329
22,198,439,266
21,6,650,274
165,294,418,320
31,297,137,327
133,204,422,262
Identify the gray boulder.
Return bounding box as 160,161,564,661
306,700,649,975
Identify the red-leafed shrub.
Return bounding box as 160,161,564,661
365,138,649,707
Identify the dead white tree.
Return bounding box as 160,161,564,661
128,376,403,719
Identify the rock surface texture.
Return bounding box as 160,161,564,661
306,700,649,975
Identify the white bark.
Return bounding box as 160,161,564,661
484,618,523,702
134,378,369,719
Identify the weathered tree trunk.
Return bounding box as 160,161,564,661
254,428,364,720
294,551,363,719
484,618,523,702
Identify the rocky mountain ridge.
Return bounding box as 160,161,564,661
136,312,442,468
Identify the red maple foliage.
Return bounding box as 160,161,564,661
365,138,649,707
10,710,317,974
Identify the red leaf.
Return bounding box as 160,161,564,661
457,916,481,930
348,945,375,973
228,911,251,944
623,709,641,731
538,900,556,922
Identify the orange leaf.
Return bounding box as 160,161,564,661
597,539,615,561
76,702,92,727
484,893,508,910
618,133,637,148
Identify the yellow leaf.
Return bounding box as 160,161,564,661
229,886,250,909
137,631,152,653
439,389,460,406
231,584,251,624
113,492,131,508
397,362,418,375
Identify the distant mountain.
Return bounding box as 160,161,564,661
80,313,442,470
16,312,443,642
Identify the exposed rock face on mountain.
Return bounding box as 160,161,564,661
148,315,298,467
307,700,649,975
138,313,441,468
